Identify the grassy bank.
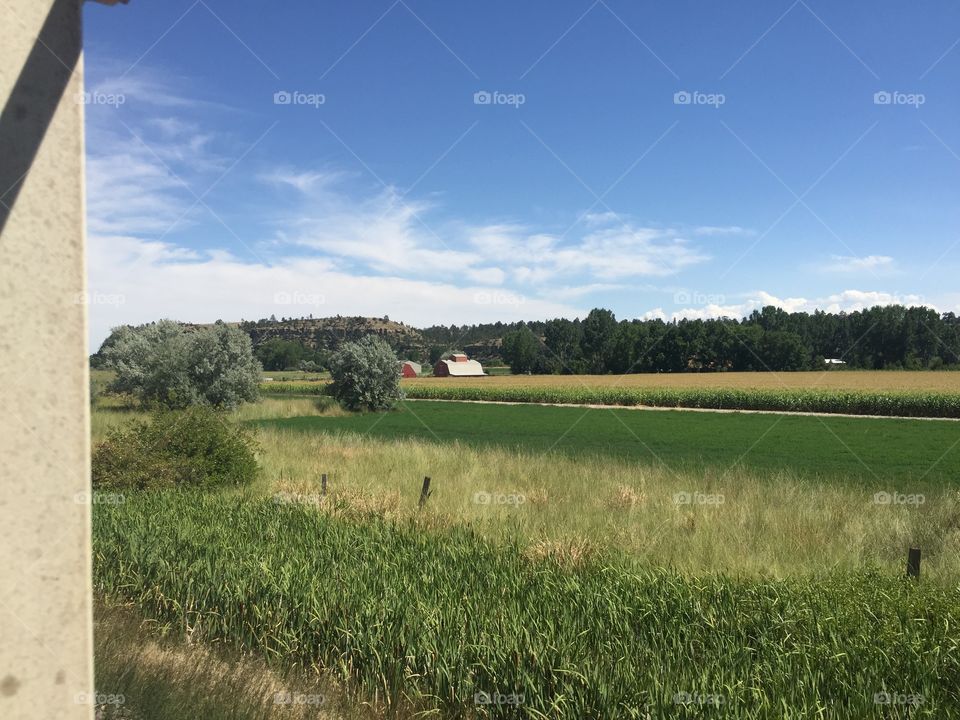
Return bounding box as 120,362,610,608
93,601,359,720
93,491,960,719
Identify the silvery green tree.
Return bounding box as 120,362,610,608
327,335,402,411
102,320,261,409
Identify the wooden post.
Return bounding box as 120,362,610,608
321,473,328,496
418,476,432,509
907,547,921,579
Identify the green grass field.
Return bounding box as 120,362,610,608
91,389,960,718
94,490,960,719
254,400,960,485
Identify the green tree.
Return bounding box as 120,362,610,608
758,331,809,371
501,327,541,374
256,338,308,371
102,320,261,409
544,318,582,371
328,336,402,411
580,309,617,373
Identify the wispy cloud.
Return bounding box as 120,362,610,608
265,173,712,285
823,254,895,273
85,235,585,346
693,225,752,236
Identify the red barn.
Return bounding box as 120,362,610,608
400,360,421,378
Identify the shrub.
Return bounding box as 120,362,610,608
327,336,402,411
92,407,259,490
102,320,261,409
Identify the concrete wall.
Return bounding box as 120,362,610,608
0,0,93,718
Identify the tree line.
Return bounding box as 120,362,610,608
500,305,960,374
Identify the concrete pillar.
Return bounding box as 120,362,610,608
1,0,93,718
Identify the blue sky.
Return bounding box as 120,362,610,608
82,1,960,346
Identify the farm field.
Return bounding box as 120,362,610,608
254,400,960,484
94,490,960,719
405,370,960,392
263,371,960,418
90,390,960,717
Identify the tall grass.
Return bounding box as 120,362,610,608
253,427,960,580
94,491,960,719
94,601,364,720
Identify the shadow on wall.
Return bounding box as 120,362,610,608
0,0,81,236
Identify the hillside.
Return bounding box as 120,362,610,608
237,316,425,357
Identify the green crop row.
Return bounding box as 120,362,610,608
259,381,960,417
94,491,960,718
401,384,960,418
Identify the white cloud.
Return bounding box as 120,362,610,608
464,224,708,283
549,283,628,300
643,288,930,323
86,235,584,347
823,255,895,273
693,225,751,236
86,150,190,236
261,168,349,193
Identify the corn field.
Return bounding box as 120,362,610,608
94,490,960,718
261,381,960,418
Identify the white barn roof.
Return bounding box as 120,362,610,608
440,358,485,376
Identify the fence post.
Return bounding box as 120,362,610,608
907,547,921,579
321,473,328,497
418,476,432,509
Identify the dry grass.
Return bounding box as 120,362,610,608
90,396,342,444
251,426,960,580
404,369,960,392
93,600,366,720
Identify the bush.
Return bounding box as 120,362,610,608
102,320,261,409
327,336,402,411
92,407,259,490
